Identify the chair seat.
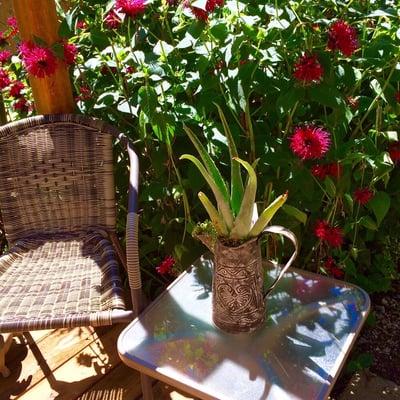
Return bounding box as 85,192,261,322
0,230,127,333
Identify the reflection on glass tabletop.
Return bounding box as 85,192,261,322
118,254,370,400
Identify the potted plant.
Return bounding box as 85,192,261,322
180,106,298,334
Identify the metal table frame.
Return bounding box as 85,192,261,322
118,254,370,400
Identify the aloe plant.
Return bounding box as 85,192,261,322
180,107,288,249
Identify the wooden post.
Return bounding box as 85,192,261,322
12,0,75,114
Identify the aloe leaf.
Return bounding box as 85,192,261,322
198,192,228,236
183,125,230,204
248,192,288,237
230,158,257,239
180,154,234,228
214,103,244,215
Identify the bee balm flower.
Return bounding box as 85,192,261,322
354,188,374,205
156,255,175,275
290,125,331,160
115,0,146,18
328,20,359,57
20,41,57,78
293,53,324,85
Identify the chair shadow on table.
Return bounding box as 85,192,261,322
130,256,367,400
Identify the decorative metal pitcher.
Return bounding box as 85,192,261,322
212,226,298,333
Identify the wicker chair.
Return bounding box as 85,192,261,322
0,114,152,395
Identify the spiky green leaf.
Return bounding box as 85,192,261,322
214,103,244,215
198,192,228,236
230,158,257,239
180,154,233,228
183,125,230,204
249,192,288,237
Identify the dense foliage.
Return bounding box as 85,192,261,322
1,0,399,294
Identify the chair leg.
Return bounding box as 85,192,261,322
0,333,14,378
23,332,59,389
140,373,154,400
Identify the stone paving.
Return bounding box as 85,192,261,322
339,372,400,400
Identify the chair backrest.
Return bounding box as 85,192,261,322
0,114,118,244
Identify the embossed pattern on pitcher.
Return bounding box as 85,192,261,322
213,238,265,333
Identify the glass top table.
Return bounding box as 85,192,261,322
118,254,370,400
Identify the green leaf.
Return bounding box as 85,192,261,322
368,191,390,226
90,29,109,50
210,22,228,41
343,193,354,214
370,79,387,103
360,215,378,231
138,86,158,117
183,125,230,204
282,204,307,225
33,35,48,47
214,104,244,216
324,177,336,198
310,84,344,109
52,42,65,59
230,158,257,239
346,353,373,374
153,41,174,57
276,87,302,114
59,19,72,38
249,192,288,237
180,154,233,229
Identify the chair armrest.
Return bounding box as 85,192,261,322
125,140,144,313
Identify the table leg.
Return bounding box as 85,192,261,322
141,373,154,400
0,333,14,378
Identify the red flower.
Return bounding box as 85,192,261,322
7,16,18,37
346,96,359,109
326,226,344,248
328,20,359,57
293,53,324,84
7,17,18,29
314,220,330,240
314,220,344,247
395,91,400,103
20,41,57,78
76,85,92,101
13,97,29,112
312,163,342,180
9,80,24,97
354,187,374,205
327,162,342,179
290,125,331,160
126,65,136,74
116,0,146,18
156,255,175,275
324,257,344,278
0,68,10,89
63,42,78,65
0,50,11,64
76,20,88,30
100,65,118,75
389,141,400,163
185,0,224,21
311,164,328,179
104,10,122,29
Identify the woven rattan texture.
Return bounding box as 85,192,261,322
0,116,116,244
0,230,126,332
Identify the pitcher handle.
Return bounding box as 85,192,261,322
262,225,298,300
